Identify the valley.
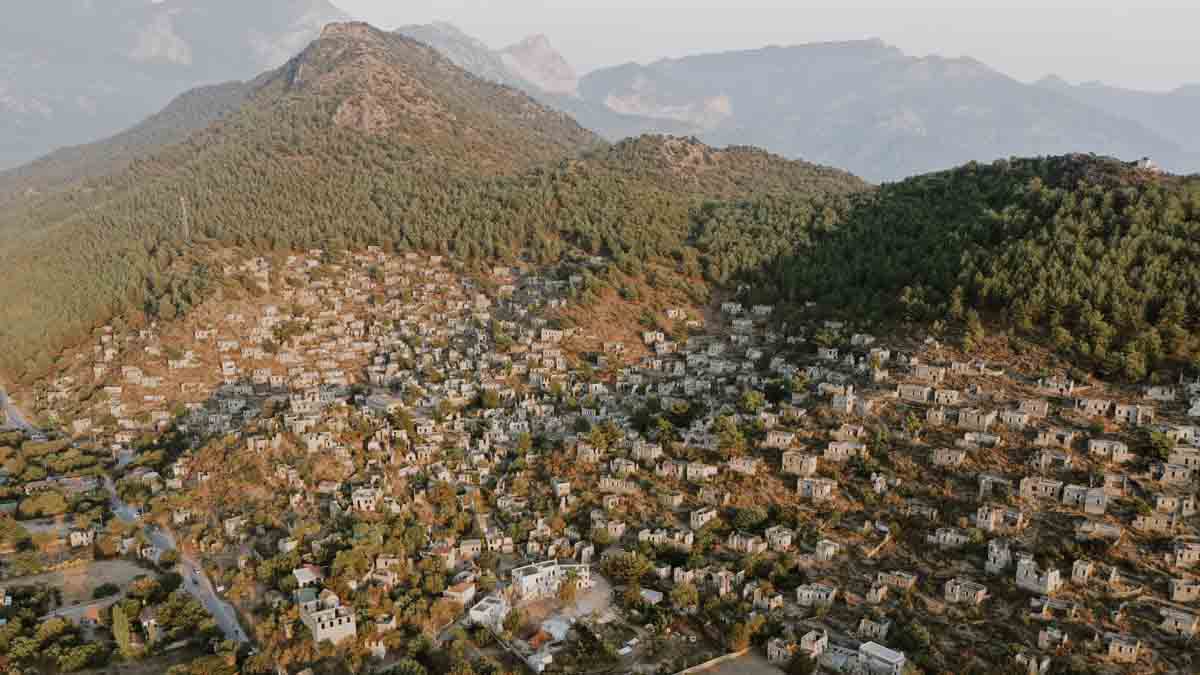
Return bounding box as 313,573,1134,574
0,15,1197,675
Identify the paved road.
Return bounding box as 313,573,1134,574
105,477,250,643
0,388,35,432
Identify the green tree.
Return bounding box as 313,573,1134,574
112,605,135,659
670,582,698,610
739,390,766,415
785,654,817,675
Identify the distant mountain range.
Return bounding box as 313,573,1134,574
1034,76,1200,156
395,24,1200,182
3,10,1198,182
0,0,346,169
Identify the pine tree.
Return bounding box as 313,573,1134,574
112,605,134,659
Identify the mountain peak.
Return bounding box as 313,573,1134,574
516,34,554,50
500,33,579,96
319,20,383,42
255,21,597,163
1035,74,1071,88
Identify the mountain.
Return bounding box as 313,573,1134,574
0,22,866,382
500,35,580,96
393,23,700,143
393,22,524,89
780,154,1200,378
1035,75,1200,155
575,40,1195,182
0,0,347,170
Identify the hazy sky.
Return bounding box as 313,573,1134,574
335,0,1200,91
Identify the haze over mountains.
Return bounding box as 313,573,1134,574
396,23,1200,182
4,3,1198,182
0,0,347,169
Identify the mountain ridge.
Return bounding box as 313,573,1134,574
0,22,866,382
574,38,1191,181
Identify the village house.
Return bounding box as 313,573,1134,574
765,525,793,551
795,583,838,608
1169,578,1200,603
298,589,357,645
986,539,1014,575
858,617,891,641
933,447,967,468
690,507,718,530
1035,428,1076,449
1171,541,1200,568
927,527,970,549
897,384,932,404
959,408,996,432
1016,555,1063,595
1020,476,1064,501
825,441,867,462
1104,633,1141,664
1159,608,1199,637
1088,439,1132,463
944,578,989,605
782,451,818,476
798,477,837,502
1114,403,1155,426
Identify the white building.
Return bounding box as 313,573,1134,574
510,560,593,602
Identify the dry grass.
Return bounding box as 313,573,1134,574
16,559,152,606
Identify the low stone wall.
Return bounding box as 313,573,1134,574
672,648,751,675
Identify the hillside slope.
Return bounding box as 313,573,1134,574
782,155,1200,378
0,81,252,204
0,23,866,382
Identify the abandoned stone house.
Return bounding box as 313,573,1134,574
897,384,932,404
933,447,967,468
798,477,837,502
986,538,1014,575
944,578,989,605
927,527,970,549
976,505,1026,533
1015,555,1063,595
913,365,946,383
959,408,996,432
1088,439,1132,463
1075,398,1113,417
1020,476,1064,501
1114,403,1155,426
1035,428,1076,449
825,441,867,462
1104,633,1140,664
795,583,838,608
933,389,960,406
999,409,1029,429
1038,376,1076,397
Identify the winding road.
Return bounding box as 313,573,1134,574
3,387,247,642
105,476,250,643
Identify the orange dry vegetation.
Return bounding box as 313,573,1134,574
554,265,711,369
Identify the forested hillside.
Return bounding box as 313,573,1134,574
780,155,1200,379
5,22,1196,388
0,23,866,382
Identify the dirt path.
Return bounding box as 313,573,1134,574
7,559,152,606
695,651,780,675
